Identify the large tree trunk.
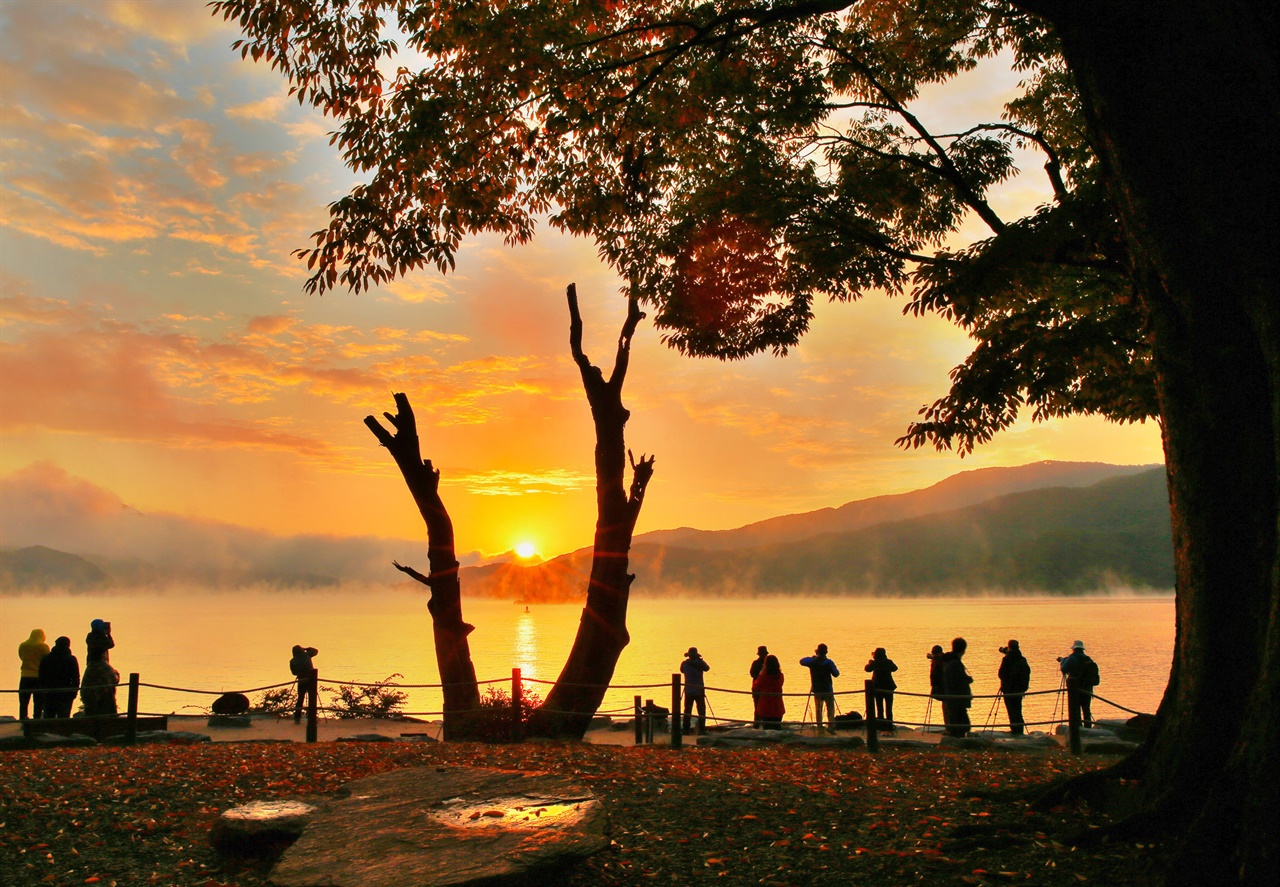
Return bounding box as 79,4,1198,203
366,393,482,740
1016,2,1279,882
528,285,655,739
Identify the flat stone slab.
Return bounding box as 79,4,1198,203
212,800,319,852
270,767,607,887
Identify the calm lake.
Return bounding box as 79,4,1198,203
3,592,1174,730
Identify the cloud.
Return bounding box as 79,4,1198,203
455,468,594,497
0,462,443,583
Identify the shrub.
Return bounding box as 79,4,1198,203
328,674,408,719
471,685,543,742
255,686,296,714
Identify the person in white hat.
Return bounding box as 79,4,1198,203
1059,640,1100,728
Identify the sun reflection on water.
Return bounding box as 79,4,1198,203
513,611,539,680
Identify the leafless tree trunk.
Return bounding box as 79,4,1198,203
366,393,482,739
528,284,655,738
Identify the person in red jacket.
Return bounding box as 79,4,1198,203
752,654,786,728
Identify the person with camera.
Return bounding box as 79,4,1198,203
998,639,1031,734
800,643,840,733
680,647,711,734
1059,640,1100,729
940,637,973,737
864,647,898,732
290,644,319,725
81,619,118,716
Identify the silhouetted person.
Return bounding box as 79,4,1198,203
80,620,118,717
290,644,319,724
749,645,769,727
17,629,49,720
800,643,840,732
37,636,80,719
998,639,1031,734
941,637,973,737
752,654,786,728
680,647,710,734
927,644,946,704
1059,640,1099,729
864,647,898,731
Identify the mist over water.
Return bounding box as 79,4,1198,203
3,592,1173,730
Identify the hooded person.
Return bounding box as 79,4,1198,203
80,620,119,717
997,639,1032,734
800,643,840,732
38,636,80,719
17,629,50,719
85,619,114,663
680,647,711,734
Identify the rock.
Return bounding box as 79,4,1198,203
28,732,97,748
336,733,396,743
780,733,865,749
1120,714,1156,743
587,716,612,730
718,727,792,742
211,799,320,854
0,715,16,724
990,734,1061,751
0,735,31,751
696,737,768,748
1082,738,1140,755
878,738,933,749
207,715,253,728
938,734,994,750
399,732,438,742
211,692,251,715
134,730,211,745
270,767,607,887
1054,725,1121,739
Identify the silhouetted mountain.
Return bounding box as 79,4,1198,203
0,545,111,591
638,461,1156,550
463,467,1172,599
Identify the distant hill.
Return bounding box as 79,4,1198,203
638,461,1156,550
463,467,1172,599
0,545,111,592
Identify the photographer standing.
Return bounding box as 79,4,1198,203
998,640,1031,734
1059,640,1100,729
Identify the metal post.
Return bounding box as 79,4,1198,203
864,679,879,752
1067,682,1082,755
306,667,318,743
511,667,523,743
670,673,683,749
634,695,643,745
126,673,140,745
645,699,655,743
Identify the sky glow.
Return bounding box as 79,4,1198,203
0,1,1164,564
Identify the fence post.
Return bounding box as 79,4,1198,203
511,668,523,743
864,679,879,752
670,673,683,749
634,695,643,745
1067,683,1082,755
306,668,318,744
126,673,140,745
645,699,655,743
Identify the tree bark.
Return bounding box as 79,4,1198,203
528,285,655,738
1014,2,1279,882
365,393,482,740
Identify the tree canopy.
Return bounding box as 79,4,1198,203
213,0,1156,452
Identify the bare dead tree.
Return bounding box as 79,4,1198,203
365,393,481,739
528,283,656,738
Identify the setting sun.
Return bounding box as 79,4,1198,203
515,541,537,559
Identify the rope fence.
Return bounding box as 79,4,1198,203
6,664,1145,754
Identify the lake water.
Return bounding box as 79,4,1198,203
2,591,1174,731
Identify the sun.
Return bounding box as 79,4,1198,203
515,541,537,559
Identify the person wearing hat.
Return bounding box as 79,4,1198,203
680,647,711,734
940,637,974,736
749,645,770,727
997,640,1032,734
1059,640,1099,728
800,643,840,732
864,647,899,732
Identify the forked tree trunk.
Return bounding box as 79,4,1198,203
1016,2,1279,882
365,394,482,739
528,284,655,738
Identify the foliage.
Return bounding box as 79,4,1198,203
254,686,296,714
213,0,1157,451
471,684,545,743
328,674,409,719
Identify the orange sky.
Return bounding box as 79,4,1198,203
0,1,1164,564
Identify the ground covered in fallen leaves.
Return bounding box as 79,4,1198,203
1,740,1157,886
